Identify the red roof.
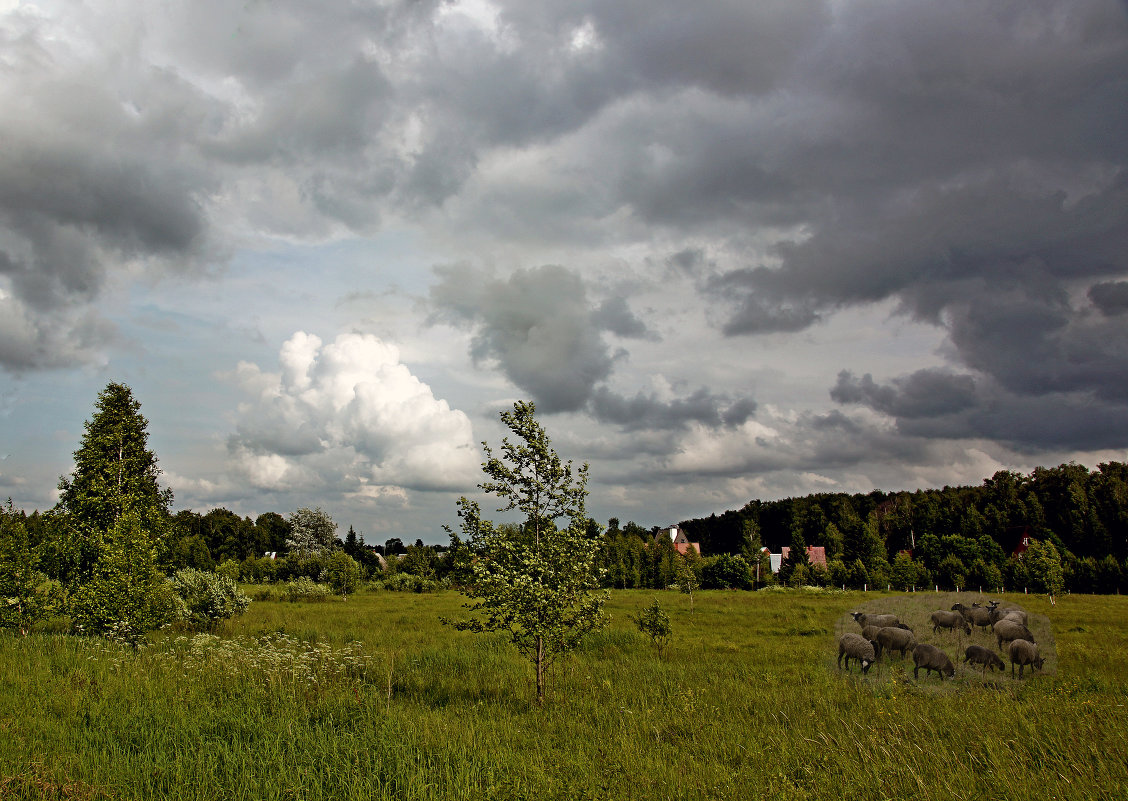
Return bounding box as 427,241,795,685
780,545,827,568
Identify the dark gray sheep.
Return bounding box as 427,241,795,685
989,605,1028,626
994,619,1035,652
913,643,955,680
838,633,881,674
963,644,1006,673
1008,639,1045,679
954,602,994,632
860,624,883,642
876,626,916,659
851,612,899,630
930,610,972,636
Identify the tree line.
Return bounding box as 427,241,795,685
661,463,1128,594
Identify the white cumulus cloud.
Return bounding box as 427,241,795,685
227,331,480,494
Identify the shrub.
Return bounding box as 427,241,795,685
284,576,331,602
632,598,671,653
216,559,242,583
370,572,441,593
169,568,251,631
325,551,361,597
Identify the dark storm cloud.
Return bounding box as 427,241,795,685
430,263,756,427
831,369,978,419
429,264,615,412
590,386,755,431
591,296,655,340
1089,281,1128,315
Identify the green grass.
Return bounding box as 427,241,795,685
3,588,1127,800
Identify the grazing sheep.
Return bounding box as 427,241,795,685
989,605,1028,626
930,610,972,636
913,643,956,680
875,626,916,659
1008,640,1045,679
851,612,899,630
954,602,994,632
964,644,1006,673
861,624,883,642
838,633,882,674
994,619,1035,652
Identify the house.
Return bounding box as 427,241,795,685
768,545,828,573
1008,525,1034,557
654,525,701,556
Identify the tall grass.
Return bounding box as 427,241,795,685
2,589,1126,800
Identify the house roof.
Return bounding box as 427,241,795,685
777,545,828,570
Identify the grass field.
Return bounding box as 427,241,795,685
2,588,1127,800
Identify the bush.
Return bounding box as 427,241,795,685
169,568,251,631
370,572,442,593
325,551,360,597
216,559,242,584
632,598,671,653
701,554,752,589
284,576,331,602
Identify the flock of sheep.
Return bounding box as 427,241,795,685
837,600,1047,681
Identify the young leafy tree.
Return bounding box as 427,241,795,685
1025,538,1065,605
445,401,607,705
68,509,181,645
0,501,54,635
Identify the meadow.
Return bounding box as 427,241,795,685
2,588,1127,800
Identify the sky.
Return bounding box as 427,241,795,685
2,0,1127,545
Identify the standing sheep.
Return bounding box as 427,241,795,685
994,619,1036,652
876,626,916,659
954,602,994,632
930,610,972,636
913,643,956,680
1008,640,1045,679
838,633,882,674
963,644,1006,673
852,612,900,630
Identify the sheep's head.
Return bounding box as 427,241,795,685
943,663,955,677
1034,655,1045,671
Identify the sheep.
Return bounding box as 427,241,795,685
954,602,994,632
851,612,899,630
963,644,1006,674
930,610,972,636
860,624,883,642
994,619,1035,652
913,643,955,680
838,633,882,674
1008,639,1045,679
875,626,916,659
989,605,1028,626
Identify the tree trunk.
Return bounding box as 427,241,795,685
536,635,545,705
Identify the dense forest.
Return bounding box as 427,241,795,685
597,462,1128,595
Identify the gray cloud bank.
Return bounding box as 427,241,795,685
3,0,1127,516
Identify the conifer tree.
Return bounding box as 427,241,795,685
52,383,178,640
54,383,172,585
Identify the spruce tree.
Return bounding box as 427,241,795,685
52,383,177,639
57,382,171,533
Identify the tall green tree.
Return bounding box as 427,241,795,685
54,382,173,585
51,383,180,641
444,401,607,705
